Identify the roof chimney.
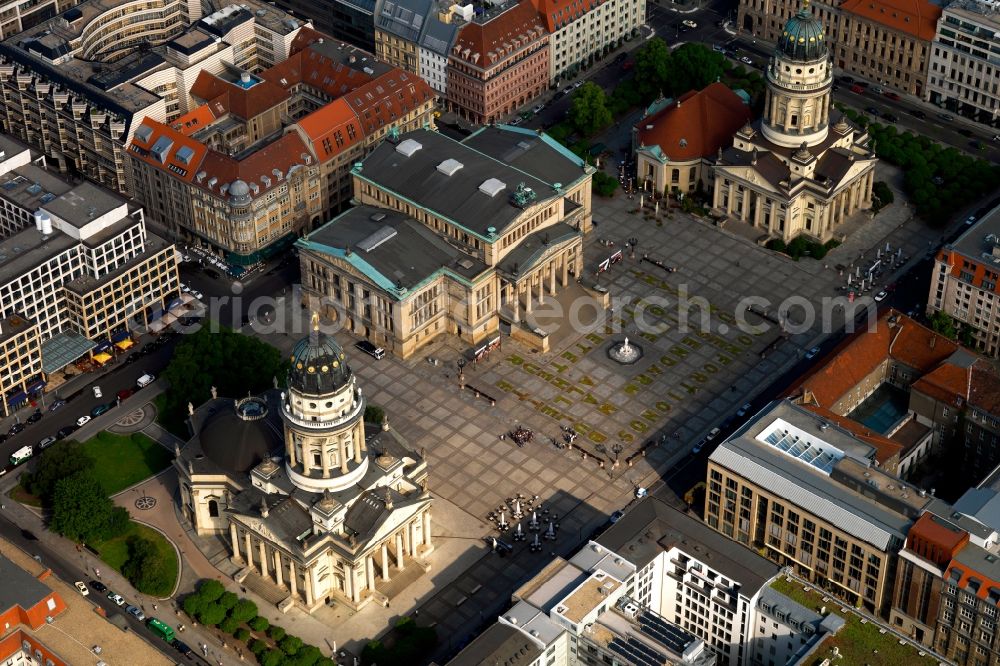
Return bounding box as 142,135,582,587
930,336,936,349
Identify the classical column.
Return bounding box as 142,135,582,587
245,533,254,570
409,521,417,557
304,567,315,606
289,560,298,599
340,436,349,474
381,542,390,581
366,556,376,592
230,524,241,561
726,187,735,215
259,541,268,578
525,283,533,314
274,551,284,587
575,253,582,277
754,194,764,227
423,510,432,547
537,274,545,305
549,262,556,295
353,434,362,464
561,255,569,287
512,284,521,323
286,430,296,467
349,566,360,604
395,532,405,569
321,441,330,478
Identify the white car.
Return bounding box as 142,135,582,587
874,290,888,302
191,290,204,301
107,592,125,606
510,117,522,126
74,581,89,596
706,427,721,441
532,104,544,114
967,215,978,225
574,80,584,88
736,403,752,417
76,415,91,427
740,56,753,65
92,386,103,398
181,284,191,293
682,19,697,28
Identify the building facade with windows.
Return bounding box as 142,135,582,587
928,0,1000,126
0,134,178,416
270,0,377,51
297,125,594,357
128,36,434,263
446,0,549,124
532,0,645,83
705,400,931,617
0,0,309,195
713,4,877,243
176,328,432,613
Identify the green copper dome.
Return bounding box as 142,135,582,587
288,324,352,395
777,2,828,61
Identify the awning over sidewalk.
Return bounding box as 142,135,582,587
111,330,131,343
94,340,113,353
41,330,98,375
115,339,134,350
93,352,113,364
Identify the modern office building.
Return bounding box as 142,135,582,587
175,326,432,613
706,399,932,616
928,0,1000,125
128,35,435,264
270,0,377,51
0,134,178,417
297,124,594,357
447,0,549,124
737,0,940,97
712,4,878,243
0,0,310,194
532,0,645,83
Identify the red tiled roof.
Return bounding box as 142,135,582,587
343,70,433,136
262,49,374,98
788,309,958,408
530,0,605,33
841,0,941,41
297,98,365,160
945,556,1000,602
453,0,547,68
289,26,328,55
194,132,312,199
911,360,970,408
907,513,969,567
128,119,209,184
188,71,290,120
636,83,752,162
171,104,217,136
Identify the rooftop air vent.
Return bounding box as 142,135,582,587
370,212,386,222
479,178,505,197
436,158,463,176
357,226,397,252
395,138,422,157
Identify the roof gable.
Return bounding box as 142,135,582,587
452,0,546,68
841,0,942,40
636,83,752,161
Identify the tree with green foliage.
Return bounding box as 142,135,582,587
929,310,958,340
234,628,250,642
592,171,620,197
668,43,725,96
569,82,612,136
267,625,286,642
229,599,258,624
121,535,169,594
198,602,227,627
161,326,287,434
218,591,239,610
49,472,129,543
219,616,240,634
280,635,304,655
261,649,285,666
290,645,323,666
22,440,94,503
363,404,385,425
197,578,226,603
633,37,670,101
183,594,205,618
249,639,268,656
248,615,269,632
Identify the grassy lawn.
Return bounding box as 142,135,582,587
7,484,41,507
79,431,172,495
770,577,938,666
91,521,178,597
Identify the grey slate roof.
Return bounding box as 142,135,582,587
356,128,566,237
446,622,543,666
463,125,589,189
497,222,579,277
375,0,432,42
596,496,779,596
418,14,459,56
0,554,54,613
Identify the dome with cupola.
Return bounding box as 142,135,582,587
777,2,828,61
288,318,352,395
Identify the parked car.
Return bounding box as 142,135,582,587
736,403,752,418
76,415,91,427
939,112,955,121
855,80,869,88
839,75,855,84
911,109,926,119
37,436,56,450
355,340,385,360
107,592,125,606
55,425,77,440
882,113,899,123
805,346,821,359
682,19,697,28
26,409,42,424
532,104,544,114
692,438,707,454
712,44,725,53
621,60,634,71
136,373,155,388
90,404,111,418
117,388,134,401
89,580,107,593
92,386,103,399
850,84,865,94
126,605,145,621
706,427,721,441
74,581,89,596
740,56,753,65
874,290,888,302
190,289,204,300
871,85,884,94
8,423,24,436
509,116,522,126
203,268,221,280
865,106,880,116
48,399,67,412
172,640,194,658
610,510,625,524
883,91,901,101
967,215,978,225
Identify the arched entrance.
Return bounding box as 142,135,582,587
743,15,754,32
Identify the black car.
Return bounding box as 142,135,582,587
123,354,137,365
355,340,385,360
140,343,155,355
172,639,194,658
865,106,880,116
839,75,855,84
0,433,6,444
959,128,974,137
54,425,76,440
882,113,899,123
89,580,108,593
8,422,24,435
911,109,926,119
26,410,42,424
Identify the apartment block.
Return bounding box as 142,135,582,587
928,0,1000,127
706,399,931,616
373,0,459,102
0,0,309,195
0,134,178,416
128,35,434,264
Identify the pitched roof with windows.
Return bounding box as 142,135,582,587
452,0,547,69
343,69,433,135
297,98,366,159
530,0,606,32
188,70,291,120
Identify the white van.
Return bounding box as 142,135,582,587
136,373,155,388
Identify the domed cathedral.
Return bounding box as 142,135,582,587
711,1,878,244
175,320,432,613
